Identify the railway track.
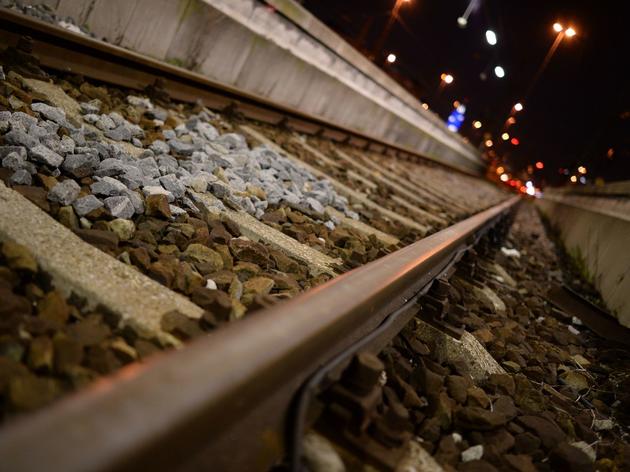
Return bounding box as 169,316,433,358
0,6,629,472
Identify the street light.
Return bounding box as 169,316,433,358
441,73,454,84
473,120,482,129
514,102,523,112
386,53,397,63
485,30,497,46
501,133,510,141
553,22,563,33
372,0,412,62
566,27,577,37
494,66,505,78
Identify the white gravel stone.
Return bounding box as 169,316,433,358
30,144,64,167
159,173,186,199
143,185,174,203
214,133,247,151
73,195,104,216
461,445,483,462
169,204,187,217
2,151,27,171
96,158,126,177
80,99,101,115
10,169,32,185
48,179,81,206
31,102,67,125
168,139,195,155
4,128,39,148
205,279,217,290
127,95,153,109
149,139,169,155
104,196,135,219
91,176,128,197
62,153,100,178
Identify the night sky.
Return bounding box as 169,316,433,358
301,0,629,186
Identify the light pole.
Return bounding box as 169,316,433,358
372,0,411,63
526,22,577,97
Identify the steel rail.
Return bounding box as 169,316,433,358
0,8,481,176
0,197,518,471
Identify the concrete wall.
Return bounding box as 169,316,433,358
23,0,484,174
536,185,630,327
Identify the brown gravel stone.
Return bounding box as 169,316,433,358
128,246,152,271
145,194,172,219
37,290,70,325
8,375,61,411
160,310,203,341
503,454,537,472
1,240,38,272
67,316,111,346
13,185,50,212
516,415,566,450
228,238,270,267
191,288,232,320
27,336,53,372
549,442,594,472
183,243,223,272
456,406,511,431
457,459,499,472
513,432,541,454
53,333,84,373
74,228,119,252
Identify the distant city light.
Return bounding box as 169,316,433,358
441,73,454,84
553,22,564,33
506,117,516,125
510,137,520,146
570,175,577,183
501,132,510,141
526,186,536,196
485,30,497,45
494,66,505,78
485,139,493,147
607,148,615,159
473,120,482,129
578,165,587,174
496,166,505,174
565,27,577,38
535,161,544,169
579,176,586,184
457,17,468,28
514,102,524,112
422,103,429,110
386,53,397,63
500,173,509,182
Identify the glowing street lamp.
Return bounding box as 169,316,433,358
386,53,397,63
485,30,497,46
500,173,509,182
501,133,510,141
578,166,587,174
570,175,577,183
473,120,482,129
485,139,493,148
535,161,544,170
441,73,454,84
494,66,505,78
553,22,563,33
565,27,577,37
514,102,523,112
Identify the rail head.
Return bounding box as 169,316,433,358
0,197,518,471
